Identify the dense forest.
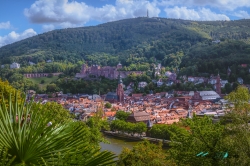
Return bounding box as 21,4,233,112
1,18,250,65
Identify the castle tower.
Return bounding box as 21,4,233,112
216,73,221,96
117,62,122,69
117,75,124,103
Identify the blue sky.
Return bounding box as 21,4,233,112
0,0,250,47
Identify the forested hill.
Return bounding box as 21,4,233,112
1,17,250,69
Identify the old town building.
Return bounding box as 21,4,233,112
75,63,143,79
105,75,125,103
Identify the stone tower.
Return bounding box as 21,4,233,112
117,62,122,69
117,75,124,103
216,73,221,96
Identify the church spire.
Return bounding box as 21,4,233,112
216,73,221,96
117,73,124,103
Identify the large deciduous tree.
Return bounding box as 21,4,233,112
169,116,227,166
115,110,130,121
168,86,250,166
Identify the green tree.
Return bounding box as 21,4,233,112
134,122,147,136
0,79,21,104
225,86,250,117
105,102,112,108
232,82,240,91
150,124,171,140
31,101,72,124
8,73,24,83
86,106,111,144
224,82,232,94
115,110,130,121
221,86,250,165
168,86,250,166
125,122,136,136
169,116,227,166
117,140,172,166
46,83,59,92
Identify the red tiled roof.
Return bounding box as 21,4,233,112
105,111,116,117
132,93,143,97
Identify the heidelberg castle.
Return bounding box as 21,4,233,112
75,63,143,79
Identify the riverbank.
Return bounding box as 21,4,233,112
103,131,171,147
100,134,139,155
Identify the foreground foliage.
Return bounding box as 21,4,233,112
118,140,173,166
168,86,250,166
0,93,116,165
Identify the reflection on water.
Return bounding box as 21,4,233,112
100,135,139,155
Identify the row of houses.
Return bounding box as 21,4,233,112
187,75,244,86
30,89,225,125
1,60,53,69
1,62,21,69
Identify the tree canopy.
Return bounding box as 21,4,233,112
167,86,250,166
117,140,172,166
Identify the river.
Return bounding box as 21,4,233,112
100,135,140,155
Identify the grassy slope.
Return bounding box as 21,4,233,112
29,76,58,90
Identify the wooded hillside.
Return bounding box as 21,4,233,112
1,17,250,77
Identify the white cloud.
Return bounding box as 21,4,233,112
234,11,250,19
0,29,37,47
165,6,200,20
59,22,82,28
165,6,230,21
158,0,250,11
24,0,160,28
42,24,55,32
0,21,11,29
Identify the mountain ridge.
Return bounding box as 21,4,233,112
1,17,250,70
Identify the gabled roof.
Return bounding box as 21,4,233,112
127,111,150,122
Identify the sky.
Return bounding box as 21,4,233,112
0,0,250,47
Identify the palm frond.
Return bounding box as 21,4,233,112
0,92,116,165
0,147,16,166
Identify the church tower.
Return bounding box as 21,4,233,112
147,9,149,18
216,73,221,96
117,75,124,103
